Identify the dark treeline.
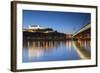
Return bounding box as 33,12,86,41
23,31,72,41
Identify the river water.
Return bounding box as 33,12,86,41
23,40,91,62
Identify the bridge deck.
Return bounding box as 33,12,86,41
73,24,91,37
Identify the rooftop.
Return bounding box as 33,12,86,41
28,25,45,29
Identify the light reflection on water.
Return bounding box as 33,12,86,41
23,40,91,62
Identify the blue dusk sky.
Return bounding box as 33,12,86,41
23,10,91,34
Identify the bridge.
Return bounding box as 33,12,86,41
73,23,91,40
72,23,91,59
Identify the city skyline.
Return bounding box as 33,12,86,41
23,10,91,34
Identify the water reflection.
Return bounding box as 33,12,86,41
72,40,91,59
23,39,91,62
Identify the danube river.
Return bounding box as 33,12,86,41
23,40,91,62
